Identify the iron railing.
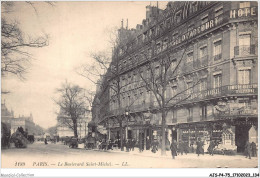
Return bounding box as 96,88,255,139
234,45,256,56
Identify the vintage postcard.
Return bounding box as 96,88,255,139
1,1,259,177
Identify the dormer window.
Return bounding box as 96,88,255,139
240,2,250,8
201,13,208,24
215,5,223,17
175,10,182,23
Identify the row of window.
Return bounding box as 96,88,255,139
119,31,252,73
110,68,252,111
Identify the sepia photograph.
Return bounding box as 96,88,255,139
1,0,259,177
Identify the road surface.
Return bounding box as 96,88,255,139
1,142,258,168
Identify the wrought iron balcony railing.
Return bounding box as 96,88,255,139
234,45,256,57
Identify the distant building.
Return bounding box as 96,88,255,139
1,102,41,135
1,102,14,129
11,113,36,135
57,109,92,138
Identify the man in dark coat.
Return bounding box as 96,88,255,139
196,138,204,156
170,140,178,159
131,139,136,151
251,142,257,157
178,140,184,155
245,141,252,159
151,139,159,153
183,141,189,155
208,140,215,156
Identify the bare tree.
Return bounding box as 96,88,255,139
55,81,87,138
130,45,202,156
77,26,139,151
1,2,54,80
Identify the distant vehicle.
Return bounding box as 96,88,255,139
85,135,96,150
27,135,35,143
64,136,72,145
69,137,78,148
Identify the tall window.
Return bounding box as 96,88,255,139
172,85,177,96
187,107,193,122
187,82,193,95
238,69,251,85
171,58,177,71
213,40,222,60
199,46,208,59
239,34,251,46
155,66,160,76
201,105,207,121
162,38,168,51
176,10,182,23
213,74,222,88
172,110,177,123
187,51,193,63
200,79,207,91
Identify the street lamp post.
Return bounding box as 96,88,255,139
125,109,129,140
84,121,87,137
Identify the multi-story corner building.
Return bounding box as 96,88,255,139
93,1,258,153
57,109,92,138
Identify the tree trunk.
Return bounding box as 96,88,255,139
161,109,166,156
73,120,78,138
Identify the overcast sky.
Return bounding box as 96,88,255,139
1,1,168,129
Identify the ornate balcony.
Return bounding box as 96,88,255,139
176,84,257,105
234,45,256,57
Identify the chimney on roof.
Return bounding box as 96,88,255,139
126,19,128,30
121,19,124,29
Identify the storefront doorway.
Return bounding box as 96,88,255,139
172,130,177,141
235,124,251,153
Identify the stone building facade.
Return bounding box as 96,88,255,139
94,1,258,153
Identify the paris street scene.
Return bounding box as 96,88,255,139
1,1,258,172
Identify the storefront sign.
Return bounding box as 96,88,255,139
168,17,220,49
230,7,257,19
235,88,255,94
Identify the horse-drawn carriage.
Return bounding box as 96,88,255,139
68,137,78,148
84,135,96,150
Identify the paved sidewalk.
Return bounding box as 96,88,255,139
94,147,258,167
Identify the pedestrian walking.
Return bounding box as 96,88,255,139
207,140,215,156
251,142,257,157
146,137,151,150
178,140,184,155
245,141,252,159
170,140,178,159
131,139,136,151
126,139,130,152
44,138,48,145
196,138,204,156
183,141,189,155
151,139,158,153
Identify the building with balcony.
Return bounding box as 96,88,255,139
93,1,258,153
